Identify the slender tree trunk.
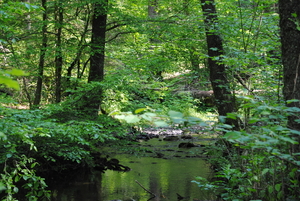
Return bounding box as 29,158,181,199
66,12,90,81
148,0,163,80
33,0,47,108
54,1,63,103
189,47,201,75
279,0,300,152
183,1,201,75
201,0,239,128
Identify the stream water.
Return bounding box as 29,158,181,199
50,134,216,201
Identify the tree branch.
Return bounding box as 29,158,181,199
135,180,156,197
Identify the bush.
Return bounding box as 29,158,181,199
0,106,127,200
193,97,300,200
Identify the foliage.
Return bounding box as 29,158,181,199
0,0,297,200
0,69,28,90
1,155,50,201
193,96,300,200
0,106,126,200
112,108,210,133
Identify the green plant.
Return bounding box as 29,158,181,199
1,155,50,201
193,96,300,200
0,105,128,199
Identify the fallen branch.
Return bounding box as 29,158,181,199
135,180,156,198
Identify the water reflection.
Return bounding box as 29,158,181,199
51,154,215,201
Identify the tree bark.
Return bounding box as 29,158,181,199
82,0,108,117
279,0,300,151
89,1,107,83
54,0,63,103
201,0,239,128
33,0,47,108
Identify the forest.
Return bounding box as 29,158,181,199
1,0,300,200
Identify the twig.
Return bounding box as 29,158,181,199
135,180,156,197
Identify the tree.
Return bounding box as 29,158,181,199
201,0,239,128
76,0,108,117
54,0,64,103
33,0,48,108
279,0,300,152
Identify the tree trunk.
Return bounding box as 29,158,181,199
201,0,239,128
148,0,163,80
89,1,107,83
82,0,108,117
189,47,201,75
66,12,90,82
54,0,63,103
33,0,47,108
279,0,300,152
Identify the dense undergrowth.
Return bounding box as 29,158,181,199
1,73,300,201
0,75,208,200
193,97,300,201
0,104,127,200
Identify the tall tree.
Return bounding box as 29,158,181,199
79,0,108,117
147,0,164,80
33,0,48,108
279,0,300,152
88,0,107,83
54,0,63,103
201,0,239,128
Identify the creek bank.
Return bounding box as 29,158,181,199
109,126,218,161
49,126,217,201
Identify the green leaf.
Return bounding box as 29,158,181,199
278,136,298,144
135,108,147,114
5,68,29,76
268,186,273,194
0,182,6,192
13,187,19,193
0,132,7,140
261,168,269,175
31,163,37,168
275,183,281,192
172,118,186,124
290,129,300,135
141,112,156,121
227,113,237,120
124,115,140,123
286,99,300,104
114,114,126,120
224,131,241,140
168,110,184,118
24,3,31,10
14,175,20,183
261,111,270,115
248,118,259,124
153,121,168,127
0,76,20,90
186,116,202,122
109,111,120,116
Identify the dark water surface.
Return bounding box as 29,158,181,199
51,136,216,201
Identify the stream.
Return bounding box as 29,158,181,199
50,131,217,201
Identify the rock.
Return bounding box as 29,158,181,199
178,142,197,148
181,135,193,139
164,135,180,141
154,152,164,158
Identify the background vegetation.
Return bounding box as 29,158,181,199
1,0,299,200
